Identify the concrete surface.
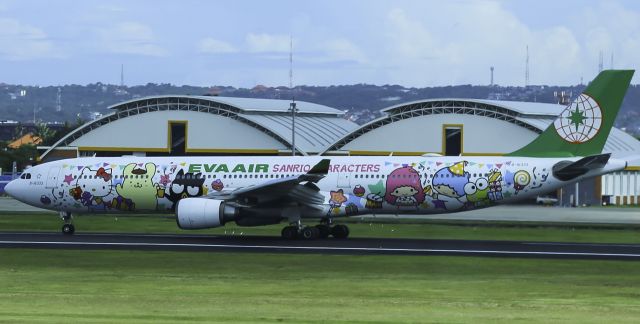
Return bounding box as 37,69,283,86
0,197,638,224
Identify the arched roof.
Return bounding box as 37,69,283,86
41,96,357,159
325,99,546,153
324,98,640,165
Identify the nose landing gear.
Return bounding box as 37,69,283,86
60,212,75,235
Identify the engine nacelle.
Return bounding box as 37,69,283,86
176,198,236,230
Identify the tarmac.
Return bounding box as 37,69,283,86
0,232,638,260
4,197,637,224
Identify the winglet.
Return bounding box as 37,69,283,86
300,159,331,182
307,159,331,175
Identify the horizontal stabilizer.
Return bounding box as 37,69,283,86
552,153,611,181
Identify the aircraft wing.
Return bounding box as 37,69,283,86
206,159,330,207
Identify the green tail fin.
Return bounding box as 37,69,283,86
507,69,634,157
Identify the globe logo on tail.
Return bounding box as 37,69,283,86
553,93,602,143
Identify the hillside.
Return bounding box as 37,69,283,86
1,82,639,136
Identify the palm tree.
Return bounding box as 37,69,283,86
34,122,55,145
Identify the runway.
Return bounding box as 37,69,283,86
0,232,639,260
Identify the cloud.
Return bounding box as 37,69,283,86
97,22,167,56
379,2,584,85
0,18,61,60
246,33,290,52
320,38,368,64
198,38,237,54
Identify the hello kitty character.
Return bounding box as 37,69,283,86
74,167,113,211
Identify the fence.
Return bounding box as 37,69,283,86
0,173,17,195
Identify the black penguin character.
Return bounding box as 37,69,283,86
165,170,205,210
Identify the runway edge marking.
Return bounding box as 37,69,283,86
1,240,640,258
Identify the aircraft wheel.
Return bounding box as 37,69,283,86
315,224,330,239
300,226,319,240
62,223,75,235
281,226,298,240
331,225,349,239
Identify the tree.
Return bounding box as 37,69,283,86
34,122,55,145
0,144,37,173
12,122,25,140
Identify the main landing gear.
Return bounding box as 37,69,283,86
280,223,350,240
60,212,75,235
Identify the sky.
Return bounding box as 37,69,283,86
1,0,640,87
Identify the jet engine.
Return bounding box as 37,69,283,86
176,198,237,229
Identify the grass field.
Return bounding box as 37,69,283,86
0,249,639,323
1,212,639,322
1,212,639,244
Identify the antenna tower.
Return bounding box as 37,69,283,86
55,87,62,112
598,51,603,73
288,36,297,156
120,64,124,87
525,45,530,87
490,66,494,86
610,52,614,69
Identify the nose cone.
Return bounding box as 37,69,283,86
4,180,17,198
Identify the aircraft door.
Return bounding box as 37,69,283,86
337,172,351,188
45,167,61,189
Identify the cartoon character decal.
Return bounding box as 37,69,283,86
72,167,113,211
512,170,531,194
431,161,469,210
353,185,365,197
40,195,51,205
365,193,383,209
165,169,205,210
530,167,549,190
116,163,160,211
487,169,503,201
464,176,490,208
328,189,347,214
212,179,224,191
384,166,425,209
345,203,358,216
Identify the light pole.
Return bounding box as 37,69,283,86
289,100,297,156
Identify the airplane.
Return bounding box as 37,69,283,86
4,70,635,239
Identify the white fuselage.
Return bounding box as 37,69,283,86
5,155,625,218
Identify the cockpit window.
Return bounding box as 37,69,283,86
20,173,31,179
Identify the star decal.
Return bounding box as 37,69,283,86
63,174,74,185
568,106,586,131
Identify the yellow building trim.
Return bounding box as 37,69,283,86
348,150,509,157
460,152,505,156
625,166,640,171
78,146,171,152
186,148,280,154
442,124,464,156
348,150,432,156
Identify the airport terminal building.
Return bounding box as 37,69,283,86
39,96,640,206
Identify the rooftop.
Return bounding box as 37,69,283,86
109,95,344,116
